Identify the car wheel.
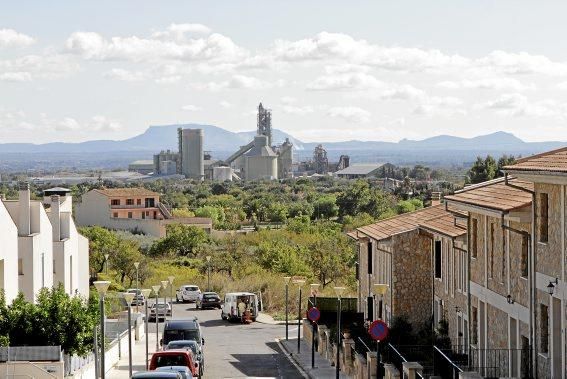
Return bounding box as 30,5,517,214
221,312,227,320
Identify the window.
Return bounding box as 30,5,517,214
137,198,142,205
18,259,23,275
53,260,56,274
539,193,549,243
126,198,134,205
489,223,495,279
540,304,549,354
471,306,478,345
471,218,478,258
127,212,133,219
434,240,442,279
367,296,374,321
113,212,118,218
367,242,373,274
521,236,528,277
111,199,120,206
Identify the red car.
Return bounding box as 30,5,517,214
149,350,198,378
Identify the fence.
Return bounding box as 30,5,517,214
0,346,62,362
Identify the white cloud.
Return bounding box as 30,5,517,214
381,84,425,100
0,28,35,48
104,68,148,82
0,54,79,80
197,75,276,90
219,101,233,108
307,72,383,91
281,105,314,115
181,104,202,111
437,77,535,91
0,72,32,82
477,93,567,119
151,23,212,40
476,50,567,76
327,106,371,123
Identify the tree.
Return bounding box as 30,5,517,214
312,195,339,219
336,180,371,218
194,206,226,226
307,234,353,287
80,226,120,273
110,239,144,285
466,155,498,184
150,224,209,257
497,155,516,174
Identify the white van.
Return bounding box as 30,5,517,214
221,292,258,322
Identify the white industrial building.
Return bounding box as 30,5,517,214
0,184,89,303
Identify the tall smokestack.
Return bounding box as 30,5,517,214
18,182,30,236
51,195,60,241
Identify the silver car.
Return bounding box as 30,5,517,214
176,285,201,303
155,366,193,379
149,303,172,321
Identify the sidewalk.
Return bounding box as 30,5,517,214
279,338,348,379
107,330,159,379
256,312,289,325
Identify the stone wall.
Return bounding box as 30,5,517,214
534,183,562,279
486,303,508,348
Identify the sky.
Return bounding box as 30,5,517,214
2,0,567,144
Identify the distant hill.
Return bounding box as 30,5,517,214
0,125,565,170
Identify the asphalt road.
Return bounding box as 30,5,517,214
148,300,303,379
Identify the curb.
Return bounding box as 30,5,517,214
276,338,310,379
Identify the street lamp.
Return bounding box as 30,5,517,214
167,276,175,318
122,292,136,379
161,280,169,346
206,256,212,292
134,262,140,313
284,276,291,341
140,288,152,370
104,254,110,275
293,278,306,352
310,283,320,369
334,286,346,379
151,285,162,351
94,281,110,379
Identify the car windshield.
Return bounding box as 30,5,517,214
203,294,218,299
168,342,198,354
154,304,168,308
164,330,200,343
128,289,141,295
184,286,198,291
155,354,188,368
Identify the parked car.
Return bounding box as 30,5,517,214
155,366,193,379
161,319,204,349
221,292,258,322
128,288,145,306
149,350,198,378
149,303,172,321
176,285,201,303
131,371,183,379
195,292,221,310
165,340,204,376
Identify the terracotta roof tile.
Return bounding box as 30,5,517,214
444,178,532,212
94,188,160,197
503,146,567,174
419,212,467,239
357,205,446,241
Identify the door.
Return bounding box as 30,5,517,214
552,297,562,378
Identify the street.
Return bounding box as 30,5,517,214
143,300,303,379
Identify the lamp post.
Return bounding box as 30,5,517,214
310,283,320,369
122,292,136,379
140,288,152,370
293,279,306,352
161,280,169,346
94,281,110,379
151,285,161,351
134,262,140,313
284,276,291,341
373,284,388,379
167,276,175,318
206,256,212,292
104,254,109,275
334,286,346,379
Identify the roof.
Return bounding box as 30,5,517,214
94,188,160,197
335,163,384,176
444,178,533,212
357,205,447,241
503,146,567,174
129,160,154,166
419,212,467,239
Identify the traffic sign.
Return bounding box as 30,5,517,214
307,307,321,322
368,320,389,341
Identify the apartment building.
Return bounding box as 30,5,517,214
352,205,449,327
76,188,212,237
445,177,534,378
418,209,468,349
503,148,567,379
0,198,19,303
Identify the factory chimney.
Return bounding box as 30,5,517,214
181,129,204,180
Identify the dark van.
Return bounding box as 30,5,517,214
161,318,204,348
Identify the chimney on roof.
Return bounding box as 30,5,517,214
18,182,30,236
50,195,60,241
430,191,442,206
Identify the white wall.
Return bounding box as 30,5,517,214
0,201,19,303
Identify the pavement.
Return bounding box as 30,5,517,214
280,338,348,379
107,301,304,379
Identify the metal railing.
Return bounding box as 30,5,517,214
433,346,463,379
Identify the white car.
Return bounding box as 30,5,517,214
176,285,201,303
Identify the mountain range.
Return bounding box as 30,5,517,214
0,124,565,171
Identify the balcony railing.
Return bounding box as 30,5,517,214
110,204,156,209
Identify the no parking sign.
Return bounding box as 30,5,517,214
368,320,389,341
307,307,320,322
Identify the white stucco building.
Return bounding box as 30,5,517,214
0,198,19,304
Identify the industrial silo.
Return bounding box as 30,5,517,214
180,129,204,180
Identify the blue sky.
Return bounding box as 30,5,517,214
2,1,567,143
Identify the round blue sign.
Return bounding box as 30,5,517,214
307,307,321,322
368,320,389,341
